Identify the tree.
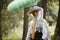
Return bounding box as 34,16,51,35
53,8,60,40
22,7,29,40
0,0,5,40
41,0,47,18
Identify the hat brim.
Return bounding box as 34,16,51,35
28,9,40,14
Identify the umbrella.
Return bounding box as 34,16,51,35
7,0,40,12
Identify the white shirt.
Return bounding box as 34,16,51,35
26,19,50,40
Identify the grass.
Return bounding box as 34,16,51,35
2,34,22,40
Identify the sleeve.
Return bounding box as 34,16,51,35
26,21,33,40
42,23,48,39
44,20,50,40
42,19,50,40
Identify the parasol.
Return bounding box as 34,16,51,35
7,0,40,12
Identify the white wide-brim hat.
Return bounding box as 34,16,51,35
28,6,41,14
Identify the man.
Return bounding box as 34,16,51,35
26,6,50,40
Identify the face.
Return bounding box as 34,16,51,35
32,11,39,18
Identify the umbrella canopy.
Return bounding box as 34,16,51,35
7,0,40,12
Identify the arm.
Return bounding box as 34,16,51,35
26,26,31,40
42,24,48,40
42,19,50,40
26,21,33,40
44,19,50,40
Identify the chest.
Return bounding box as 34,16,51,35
31,22,44,33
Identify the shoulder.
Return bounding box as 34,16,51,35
43,19,48,24
43,19,47,22
43,19,49,28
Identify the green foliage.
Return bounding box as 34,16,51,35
1,8,24,40
46,0,59,26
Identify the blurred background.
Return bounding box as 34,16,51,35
0,0,59,40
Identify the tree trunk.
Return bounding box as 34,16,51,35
0,10,2,40
37,0,47,19
0,0,4,40
22,7,29,40
53,9,60,40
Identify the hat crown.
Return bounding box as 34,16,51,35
31,6,41,11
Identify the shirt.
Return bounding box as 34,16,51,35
26,19,50,40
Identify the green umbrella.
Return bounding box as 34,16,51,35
7,0,40,12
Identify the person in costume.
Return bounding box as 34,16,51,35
26,6,50,40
